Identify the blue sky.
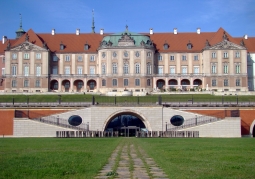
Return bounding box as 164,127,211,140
1,0,255,39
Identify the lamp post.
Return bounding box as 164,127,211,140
58,95,61,104
236,94,238,105
162,105,164,132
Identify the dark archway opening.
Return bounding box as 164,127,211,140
157,79,165,90
50,80,58,90
105,113,146,137
253,125,255,137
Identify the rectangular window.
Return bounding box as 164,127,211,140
12,53,17,59
36,53,41,59
65,55,70,61
102,79,106,86
135,79,140,86
223,64,228,74
2,68,5,76
158,66,163,74
212,52,216,58
235,51,240,58
147,52,151,57
12,80,16,87
52,66,58,74
182,55,187,61
124,79,128,86
12,66,17,76
182,66,187,74
147,79,151,86
158,55,162,61
77,66,83,74
223,52,228,58
53,55,58,61
24,66,29,76
24,80,29,87
102,64,106,74
235,64,241,74
212,79,217,86
224,79,228,86
170,55,175,61
211,64,217,74
65,66,70,75
170,66,175,74
194,66,199,74
36,66,41,77
24,53,29,59
236,79,240,86
90,66,95,74
112,79,117,86
90,55,95,61
77,55,83,61
35,80,40,87
194,55,199,61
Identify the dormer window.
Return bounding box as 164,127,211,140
84,42,89,50
60,41,65,50
163,42,169,50
187,42,193,49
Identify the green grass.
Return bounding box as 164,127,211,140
134,138,255,179
0,138,121,179
0,94,254,103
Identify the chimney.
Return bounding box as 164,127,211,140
52,29,55,35
197,28,201,34
174,28,178,35
244,34,248,39
150,28,153,35
100,29,104,35
2,36,7,44
76,29,80,35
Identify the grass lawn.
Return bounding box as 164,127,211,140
135,138,255,179
0,138,122,179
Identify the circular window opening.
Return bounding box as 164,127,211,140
170,115,184,126
68,115,82,126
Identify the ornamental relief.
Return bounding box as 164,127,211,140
10,42,47,51
208,40,246,50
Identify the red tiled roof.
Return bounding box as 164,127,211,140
0,39,17,55
234,37,255,53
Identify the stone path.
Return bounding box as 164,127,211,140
95,141,168,179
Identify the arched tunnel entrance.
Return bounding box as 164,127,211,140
105,112,146,137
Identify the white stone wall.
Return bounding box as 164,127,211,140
179,117,241,137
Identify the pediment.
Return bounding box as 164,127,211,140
10,41,47,51
118,33,135,46
208,40,246,50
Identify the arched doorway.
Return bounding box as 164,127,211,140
87,80,96,91
193,79,202,86
253,125,255,137
74,80,84,92
104,112,147,137
62,80,70,92
181,79,190,91
157,79,165,90
50,80,58,91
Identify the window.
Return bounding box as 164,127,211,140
158,55,162,61
147,79,151,86
84,44,89,50
223,52,228,58
235,51,240,58
135,79,140,86
224,79,228,86
36,66,41,77
135,63,140,74
12,80,17,87
64,82,70,89
211,63,217,74
235,63,241,74
170,55,175,61
78,55,83,61
36,53,41,59
102,79,106,86
113,52,117,58
24,53,29,59
90,55,95,61
146,63,151,75
187,43,192,49
77,66,83,74
236,79,240,86
24,80,29,87
12,66,17,76
112,63,117,74
194,66,199,74
124,51,128,57
223,63,228,74
124,79,128,86
123,63,129,74
52,66,58,74
12,53,17,59
102,52,106,58
170,66,175,74
35,80,40,87
135,51,140,57
158,66,163,74
65,55,70,61
102,63,106,74
2,68,5,76
182,66,187,74
147,52,151,57
78,81,83,89
212,79,217,86
53,55,58,61
212,52,216,58
194,55,199,61
90,66,95,74
65,66,70,75
24,66,29,76
182,55,186,61
112,79,117,86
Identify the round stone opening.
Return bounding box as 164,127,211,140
170,115,184,126
68,115,82,126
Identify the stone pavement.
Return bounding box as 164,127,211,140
95,141,169,179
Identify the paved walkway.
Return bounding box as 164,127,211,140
95,141,168,179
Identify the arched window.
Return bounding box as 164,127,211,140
123,63,129,74
135,63,140,74
146,63,151,74
102,63,106,74
112,63,117,74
